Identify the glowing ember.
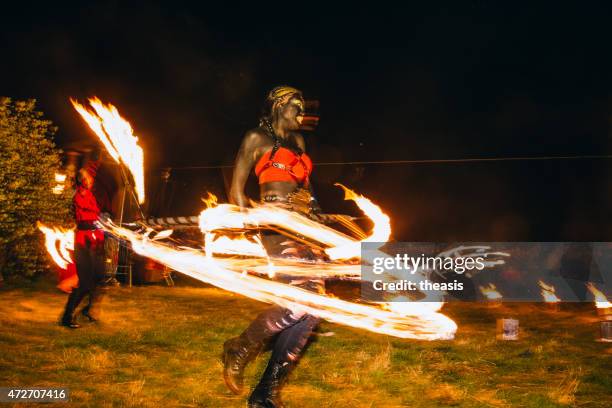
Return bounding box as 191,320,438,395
538,280,561,303
70,97,145,204
479,283,503,300
586,283,611,309
103,220,457,340
37,222,74,269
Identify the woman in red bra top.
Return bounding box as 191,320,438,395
229,86,321,216
223,86,324,408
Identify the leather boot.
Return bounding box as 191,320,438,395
222,336,263,395
223,306,302,395
247,360,291,408
60,291,81,328
81,292,99,323
248,313,320,408
60,320,81,329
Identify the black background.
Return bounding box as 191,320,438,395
2,2,612,241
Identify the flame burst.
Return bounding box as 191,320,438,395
99,185,457,339
586,283,611,309
325,183,391,259
70,97,145,204
479,283,503,300
104,221,457,340
538,280,561,303
37,222,74,269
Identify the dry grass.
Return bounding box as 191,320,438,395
0,280,610,407
547,368,581,406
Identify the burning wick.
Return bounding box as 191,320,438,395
479,283,503,307
538,280,561,311
586,283,611,319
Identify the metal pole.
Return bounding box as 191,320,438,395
117,165,145,220
118,184,127,227
115,164,141,288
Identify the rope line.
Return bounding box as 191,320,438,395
162,154,612,171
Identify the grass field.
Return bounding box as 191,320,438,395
0,279,610,407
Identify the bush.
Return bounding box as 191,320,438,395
0,97,72,279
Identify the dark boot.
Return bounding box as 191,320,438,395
247,360,290,408
81,309,98,323
81,293,99,323
247,314,320,408
60,320,81,329
60,290,82,328
223,336,263,395
223,306,301,395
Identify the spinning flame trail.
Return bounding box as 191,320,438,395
105,220,457,340
37,222,74,269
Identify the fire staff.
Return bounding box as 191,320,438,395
222,86,323,407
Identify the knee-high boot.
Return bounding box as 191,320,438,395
223,306,308,395
248,314,320,408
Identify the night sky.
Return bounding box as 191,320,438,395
2,2,612,241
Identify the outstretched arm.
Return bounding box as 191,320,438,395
229,130,263,207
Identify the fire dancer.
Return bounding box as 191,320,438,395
223,86,323,407
60,159,106,328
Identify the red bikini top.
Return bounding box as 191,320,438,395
254,138,313,186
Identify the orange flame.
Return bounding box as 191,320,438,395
103,220,457,340
325,183,391,260
586,283,611,309
206,233,268,258
70,97,145,204
202,192,218,208
200,203,355,247
479,283,503,300
199,185,390,261
37,222,74,269
538,280,561,303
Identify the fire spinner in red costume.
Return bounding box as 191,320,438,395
60,160,106,329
